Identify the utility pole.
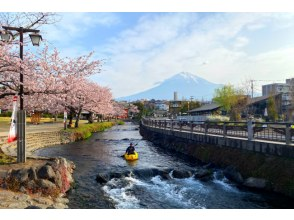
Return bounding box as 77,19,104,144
250,80,254,99
1,26,42,163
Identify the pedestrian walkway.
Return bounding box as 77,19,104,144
0,122,64,137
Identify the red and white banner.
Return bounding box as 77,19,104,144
8,96,18,143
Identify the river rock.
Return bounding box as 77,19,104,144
37,179,57,191
243,177,268,189
194,168,213,181
172,169,193,179
133,168,160,179
96,173,110,184
54,171,63,189
28,167,38,181
37,165,56,180
223,166,244,184
158,169,173,180
109,172,125,179
27,180,38,190
213,171,224,180
11,169,29,183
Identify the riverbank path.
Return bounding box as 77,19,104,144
0,122,64,137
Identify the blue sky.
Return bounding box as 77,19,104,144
36,12,294,99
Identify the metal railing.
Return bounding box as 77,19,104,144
142,118,294,144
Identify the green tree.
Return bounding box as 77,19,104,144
267,95,278,122
133,102,153,119
213,84,246,121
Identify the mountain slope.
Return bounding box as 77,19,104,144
117,72,222,101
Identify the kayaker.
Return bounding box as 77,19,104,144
126,143,135,155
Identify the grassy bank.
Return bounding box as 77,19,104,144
0,150,16,165
67,121,115,140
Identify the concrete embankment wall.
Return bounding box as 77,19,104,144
140,124,294,198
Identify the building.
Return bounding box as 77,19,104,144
154,101,169,111
176,103,222,121
246,94,283,118
262,78,293,114
169,92,182,118
187,103,221,116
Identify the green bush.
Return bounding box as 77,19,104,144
0,111,12,117
67,122,114,140
0,153,16,165
116,120,125,125
42,113,53,118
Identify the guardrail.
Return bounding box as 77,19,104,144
141,118,294,145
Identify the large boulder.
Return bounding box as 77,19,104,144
158,169,173,180
96,173,110,184
10,169,29,183
172,169,193,179
37,165,56,180
223,166,244,184
133,168,160,180
194,168,213,181
28,167,38,181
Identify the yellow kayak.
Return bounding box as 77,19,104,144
124,151,139,161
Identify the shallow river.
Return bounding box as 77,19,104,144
35,122,294,209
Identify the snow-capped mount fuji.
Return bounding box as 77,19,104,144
117,72,222,101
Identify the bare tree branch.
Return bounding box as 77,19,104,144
0,12,61,39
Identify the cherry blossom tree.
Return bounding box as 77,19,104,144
128,104,140,118
67,81,114,127
1,44,101,105
1,13,118,127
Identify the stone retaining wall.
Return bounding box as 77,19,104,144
0,131,75,156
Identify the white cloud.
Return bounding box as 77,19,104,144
233,36,249,48
105,13,198,53
246,23,266,31
41,12,120,44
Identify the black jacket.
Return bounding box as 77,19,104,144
126,146,135,155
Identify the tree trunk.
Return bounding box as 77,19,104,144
88,112,94,124
68,108,75,128
75,108,82,128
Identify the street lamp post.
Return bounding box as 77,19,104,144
1,26,42,163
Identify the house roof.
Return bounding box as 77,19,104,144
187,103,221,113
247,93,281,106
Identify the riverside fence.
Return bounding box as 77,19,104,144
141,118,294,145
